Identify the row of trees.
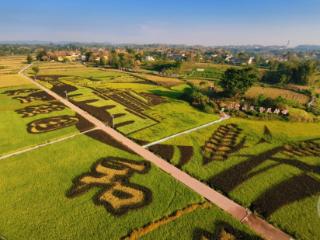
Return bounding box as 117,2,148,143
263,60,318,85
147,61,182,75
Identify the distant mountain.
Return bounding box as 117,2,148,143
294,45,320,51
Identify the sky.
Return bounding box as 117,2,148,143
1,0,320,46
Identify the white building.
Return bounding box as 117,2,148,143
145,56,155,62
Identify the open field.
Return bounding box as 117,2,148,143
0,60,258,239
0,123,258,240
159,117,320,240
180,62,230,81
246,86,310,104
0,84,90,155
2,57,315,239
30,62,219,141
0,56,26,74
0,56,30,87
130,72,183,87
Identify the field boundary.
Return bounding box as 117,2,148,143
123,201,212,239
0,128,97,160
142,115,230,148
19,64,292,240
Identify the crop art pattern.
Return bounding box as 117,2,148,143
67,157,152,216
201,124,246,164
3,88,54,103
27,115,79,133
16,101,66,117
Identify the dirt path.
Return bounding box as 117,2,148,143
19,64,292,240
143,115,230,148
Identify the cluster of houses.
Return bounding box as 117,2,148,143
35,45,318,67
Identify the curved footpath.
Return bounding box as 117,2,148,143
19,65,293,240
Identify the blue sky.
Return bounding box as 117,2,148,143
1,0,320,46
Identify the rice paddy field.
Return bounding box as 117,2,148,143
245,86,310,105
159,117,320,240
0,56,30,87
0,84,90,155
180,63,228,81
0,127,258,240
0,58,260,240
2,57,319,240
29,62,219,141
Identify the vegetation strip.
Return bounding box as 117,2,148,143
123,201,212,240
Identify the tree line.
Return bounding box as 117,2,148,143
263,60,318,85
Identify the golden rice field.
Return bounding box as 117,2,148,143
245,86,310,104
0,56,30,87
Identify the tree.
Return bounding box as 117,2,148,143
99,56,108,66
85,51,94,62
36,50,47,61
263,60,317,86
220,67,259,97
26,54,33,64
151,61,181,75
109,50,120,68
32,66,40,79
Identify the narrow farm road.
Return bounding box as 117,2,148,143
0,128,97,161
19,64,292,240
143,115,230,148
